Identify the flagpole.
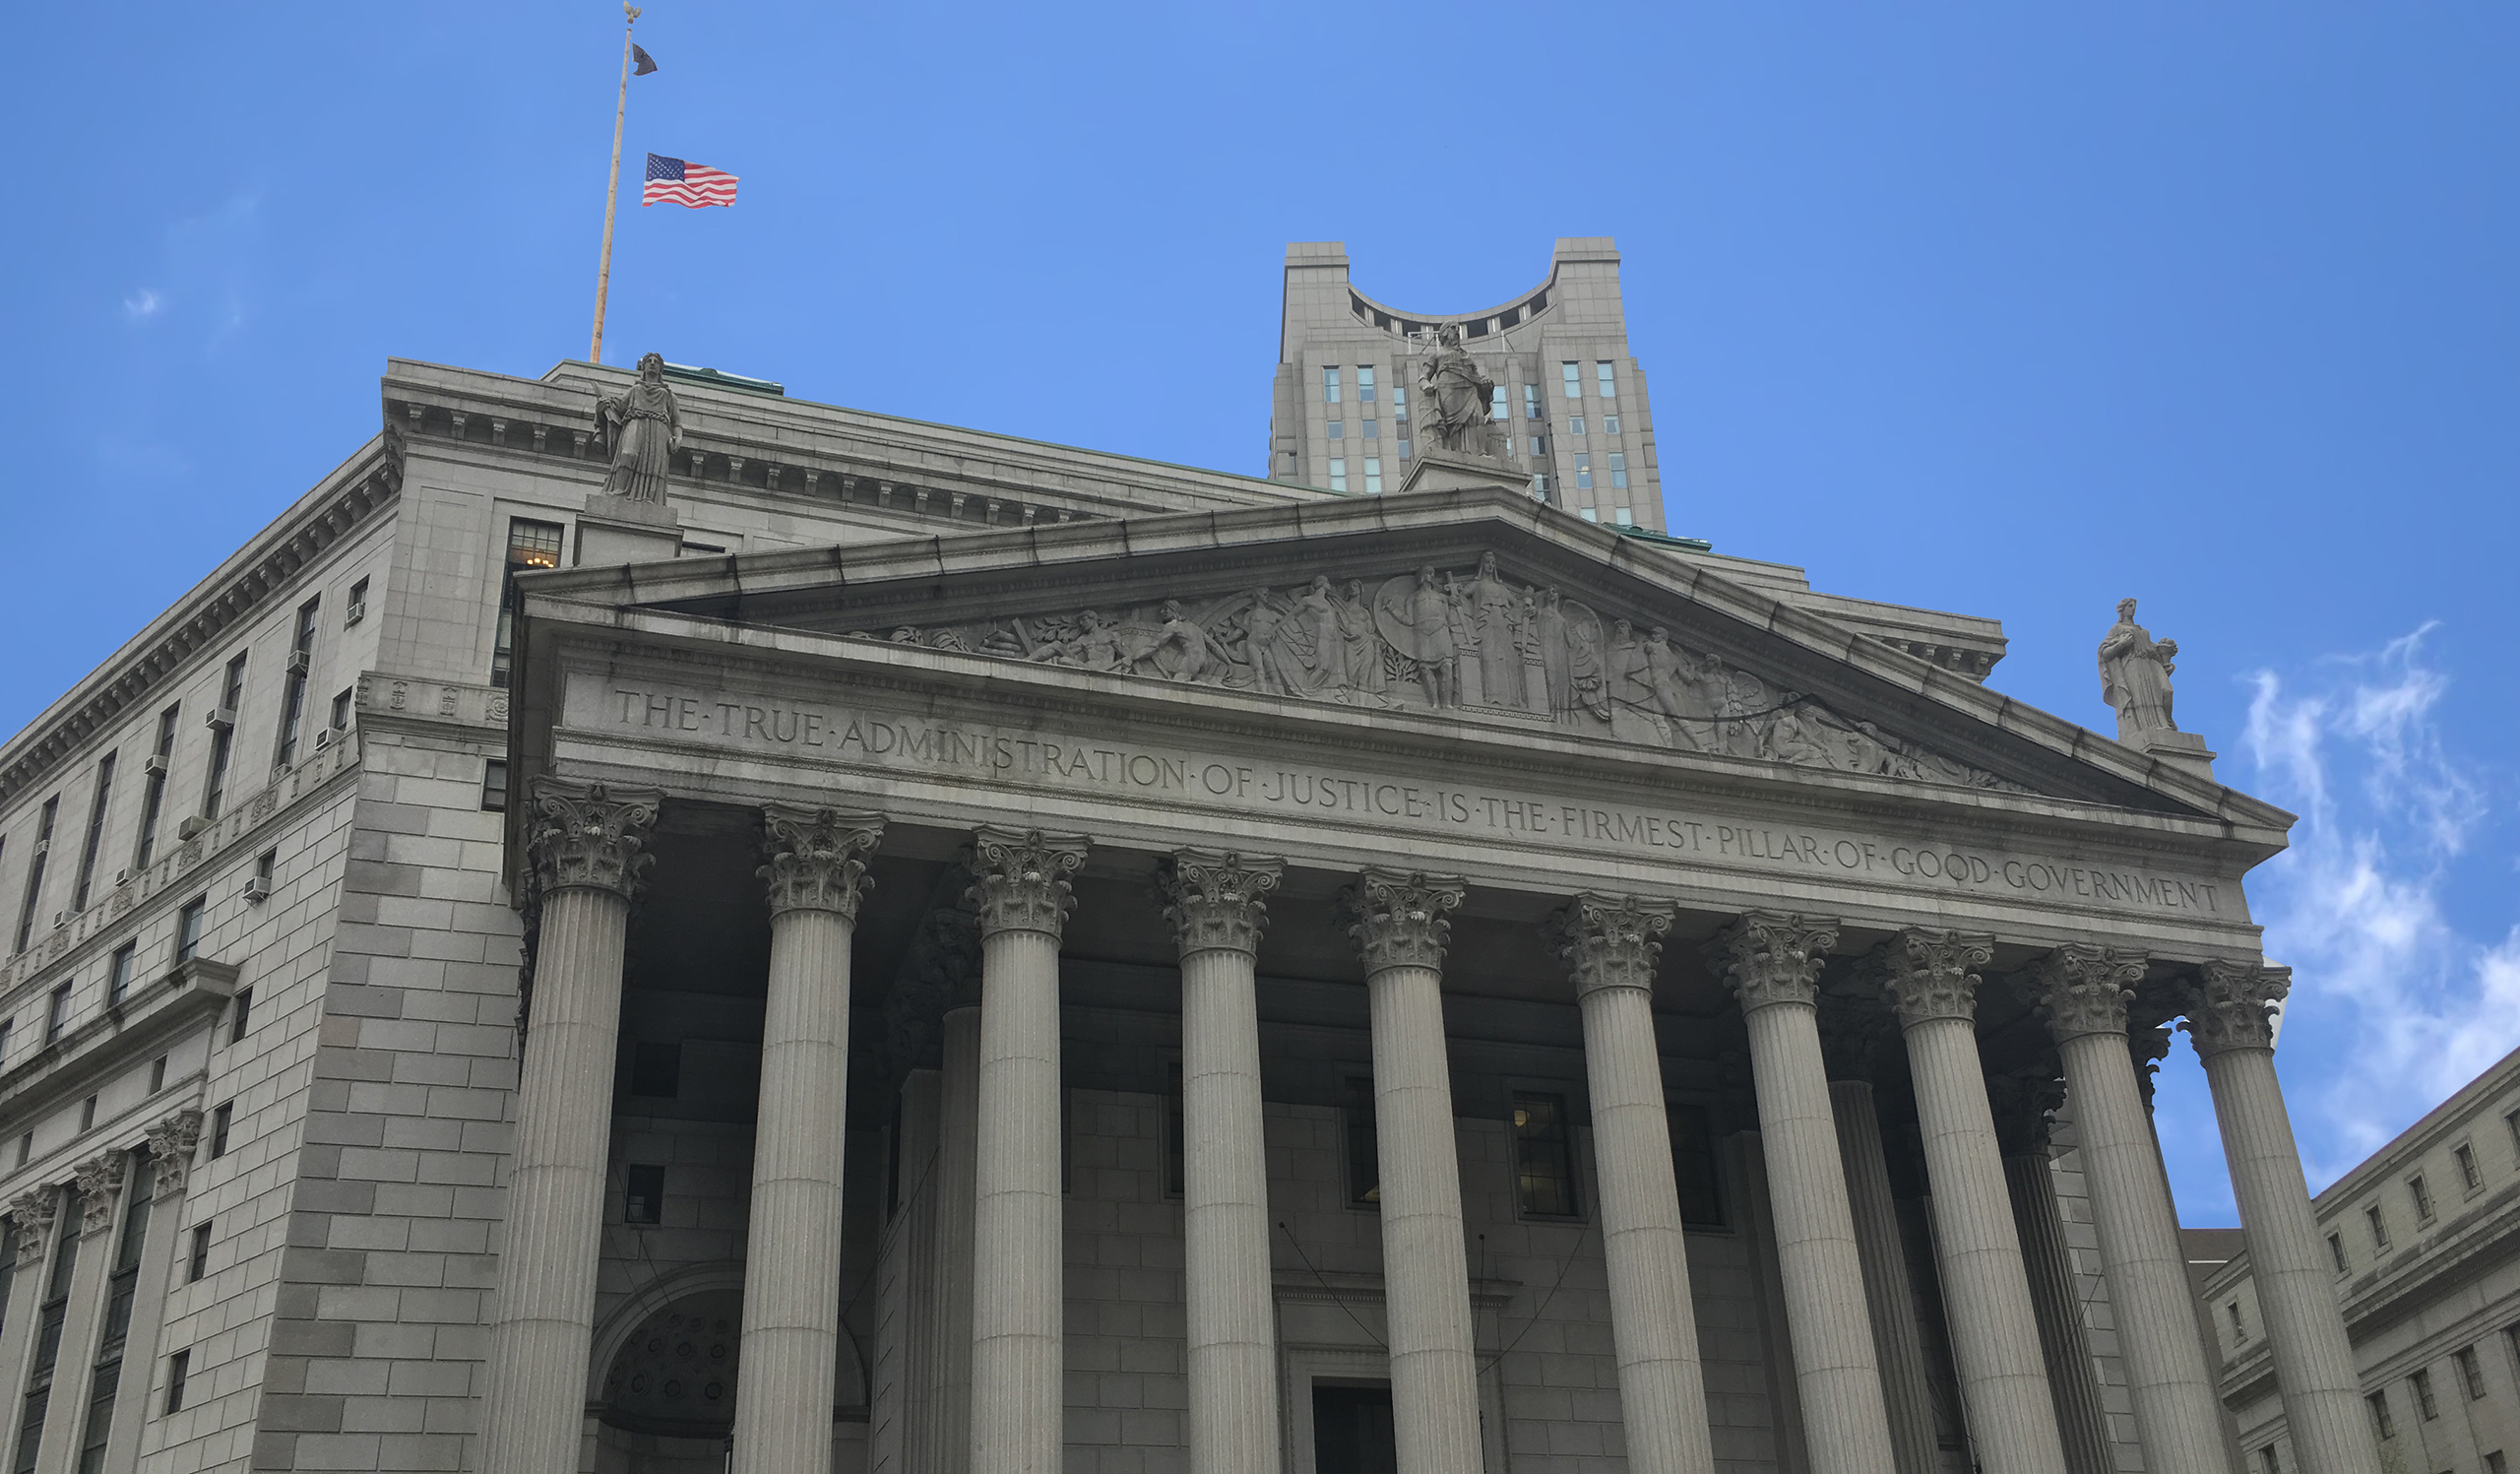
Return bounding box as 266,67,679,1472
591,3,642,364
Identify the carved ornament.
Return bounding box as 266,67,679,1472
73,1152,126,1237
1706,911,1839,1013
1546,893,1672,1000
966,828,1088,940
1158,851,1284,959
524,779,662,903
758,806,883,921
146,1109,206,1201
8,1188,57,1267
1876,929,1995,1028
849,553,2029,795
1338,868,1465,975
2020,944,2147,1043
2181,960,2290,1057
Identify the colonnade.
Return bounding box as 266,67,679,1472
473,777,2372,1474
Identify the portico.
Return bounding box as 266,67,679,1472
472,486,2358,1474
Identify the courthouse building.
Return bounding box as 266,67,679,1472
0,240,2378,1474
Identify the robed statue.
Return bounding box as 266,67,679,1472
2097,597,2179,741
1417,324,1497,455
598,352,683,503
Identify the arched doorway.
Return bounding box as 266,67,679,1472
592,1288,743,1473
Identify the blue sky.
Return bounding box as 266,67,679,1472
3,4,2515,1223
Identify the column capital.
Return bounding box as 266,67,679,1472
1875,929,1995,1028
72,1150,126,1237
146,1108,205,1201
2020,943,2147,1043
2181,960,2290,1058
1546,893,1673,1000
1337,867,1465,974
7,1186,56,1266
1705,910,1838,1013
1157,850,1283,959
966,827,1089,940
525,778,662,903
758,805,883,921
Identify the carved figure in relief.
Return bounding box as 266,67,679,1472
1334,580,1388,698
1416,324,1498,455
1374,566,1462,708
1641,626,1721,749
1030,609,1127,673
597,352,682,503
2097,597,2179,741
1468,552,1527,708
1140,600,1215,684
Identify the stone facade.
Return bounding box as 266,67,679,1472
0,254,2369,1474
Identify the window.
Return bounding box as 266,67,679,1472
624,1164,666,1225
273,598,320,769
175,897,206,963
2226,1300,2245,1341
187,1224,211,1284
208,1102,231,1160
133,705,178,870
1355,365,1375,402
2328,1231,2348,1273
2367,1388,2395,1440
1524,384,1541,420
1363,459,1383,496
18,1186,86,1473
328,688,351,735
1164,1059,1184,1199
162,1350,188,1416
1596,361,1616,399
1490,386,1509,423
2413,1367,2438,1419
1344,1076,1380,1206
1579,508,1599,523
13,1135,26,1169
1397,440,1411,461
0,1019,11,1065
1529,434,1546,456
1513,1092,1578,1218
2458,1142,2482,1191
44,984,71,1046
1361,418,1378,441
490,519,565,688
2509,1107,2520,1162
1669,1103,1725,1227
15,797,60,953
1569,415,1586,437
2366,1203,2390,1250
1604,414,1620,434
2458,1345,2487,1398
1391,385,1407,423
1327,419,1344,439
1322,367,1341,404
1608,451,1629,491
1574,454,1593,491
105,946,134,1009
147,1057,163,1094
1328,459,1347,493
228,987,252,1046
345,577,368,624
70,754,115,915
1530,474,1549,501
1561,361,1581,399
628,1042,681,1099
2257,1447,2280,1474
78,1157,154,1471
481,759,509,813
2411,1174,2434,1222
2488,1451,2507,1474
78,1098,94,1132
201,653,247,820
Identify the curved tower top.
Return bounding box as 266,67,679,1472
1267,238,1665,532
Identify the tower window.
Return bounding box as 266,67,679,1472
1362,459,1383,496
1560,361,1581,399
1596,361,1616,399
1322,366,1341,404
1513,1092,1578,1218
1355,365,1375,402
1327,459,1347,493
490,519,566,688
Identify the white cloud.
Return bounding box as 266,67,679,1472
121,288,163,320
2239,626,2517,1186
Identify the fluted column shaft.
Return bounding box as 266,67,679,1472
1343,869,1482,1474
2003,1148,2113,1474
479,777,658,1474
930,1005,980,1474
2186,963,2374,1474
968,829,1088,1474
1709,912,1896,1474
1553,895,1714,1474
731,807,883,1474
1162,852,1285,1474
1879,931,2069,1474
1827,1079,1942,1474
2027,946,2230,1472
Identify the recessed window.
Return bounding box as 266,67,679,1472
2411,1174,2434,1222
1574,453,1593,491
14,1133,27,1168
1361,417,1378,440
15,796,60,954
70,752,115,915
345,577,368,625
1362,459,1383,496
1529,434,1547,457
2457,1142,2483,1191
1560,361,1581,400
2367,1388,2394,1440
273,597,321,769
209,1102,232,1159
106,945,135,1008
2457,1345,2487,1398
188,1223,211,1283
1355,365,1375,403
2226,1300,2245,1341
491,518,566,688
2366,1203,2390,1250
228,987,253,1046
481,759,509,813
164,1349,189,1414
148,1057,165,1094
1396,439,1411,461
329,688,352,735
1344,1075,1380,1207
1568,415,1586,437
1607,451,1629,491
1578,509,1599,523
1613,508,1634,527
2487,1450,2507,1474
2413,1368,2438,1420
45,983,72,1045
1604,414,1620,434
1524,384,1541,420
1391,385,1407,423
0,1018,12,1065
1326,419,1344,440
202,652,248,820
176,896,207,963
2257,1445,2281,1474
78,1096,95,1132
133,704,179,870
628,1042,681,1099
1327,459,1347,494
1164,1059,1184,1199
1669,1103,1725,1228
2328,1231,2348,1273
1322,366,1341,405
624,1164,666,1225
1513,1092,1578,1218
1489,386,1508,423
1596,361,1616,399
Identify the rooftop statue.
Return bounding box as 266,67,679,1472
1417,324,1497,455
2098,597,2179,742
598,352,682,504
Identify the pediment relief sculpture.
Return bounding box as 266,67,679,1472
849,552,2029,794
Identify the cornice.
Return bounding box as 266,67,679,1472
0,957,237,1131
0,437,400,807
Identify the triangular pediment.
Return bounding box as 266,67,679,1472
523,486,2286,825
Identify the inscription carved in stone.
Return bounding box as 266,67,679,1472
2181,960,2289,1057
966,827,1088,940
853,551,2026,793
1158,851,1282,959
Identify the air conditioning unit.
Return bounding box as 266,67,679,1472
51,912,68,929
177,816,211,841
204,707,236,733
113,868,130,887
313,729,333,750
345,600,366,626
285,651,311,676
243,875,271,903
29,838,47,857
142,754,168,778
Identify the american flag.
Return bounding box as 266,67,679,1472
642,154,737,209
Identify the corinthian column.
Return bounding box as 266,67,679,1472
1705,911,1896,1474
1338,868,1481,1474
1876,931,2069,1474
1159,851,1286,1474
730,806,883,1474
479,779,660,1474
2183,962,2373,1474
966,827,1089,1474
1548,894,1714,1474
2022,946,2230,1471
